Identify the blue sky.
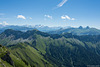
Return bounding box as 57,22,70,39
0,0,100,28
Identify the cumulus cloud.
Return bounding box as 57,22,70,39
17,15,26,19
61,15,75,20
44,15,52,19
57,0,68,7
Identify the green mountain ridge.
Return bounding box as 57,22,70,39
0,29,100,67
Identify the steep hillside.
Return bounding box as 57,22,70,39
0,44,13,67
8,43,53,67
0,44,30,67
0,29,100,67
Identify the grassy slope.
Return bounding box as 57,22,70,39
10,53,31,67
8,43,53,67
1,29,100,67
0,44,30,67
1,36,100,67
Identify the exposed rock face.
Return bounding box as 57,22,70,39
1,52,14,66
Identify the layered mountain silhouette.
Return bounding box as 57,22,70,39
0,25,100,35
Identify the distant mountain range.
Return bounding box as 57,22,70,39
0,24,62,33
49,26,100,35
0,29,100,67
0,24,100,35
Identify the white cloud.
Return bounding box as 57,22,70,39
44,15,52,19
61,16,66,20
0,21,9,25
29,17,32,19
61,15,75,20
57,0,68,7
3,21,9,25
17,15,26,19
71,18,75,20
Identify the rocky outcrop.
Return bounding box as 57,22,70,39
1,51,14,66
